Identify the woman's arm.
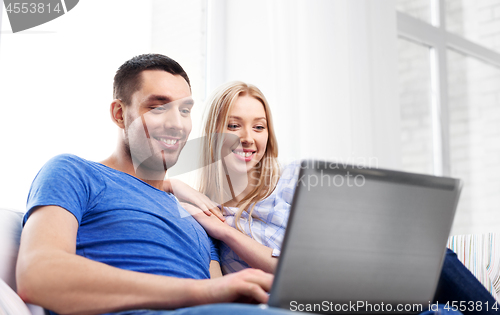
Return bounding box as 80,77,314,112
209,261,223,278
181,203,278,274
164,179,224,221
222,225,279,273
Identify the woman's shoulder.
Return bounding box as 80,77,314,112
279,160,302,184
259,160,300,205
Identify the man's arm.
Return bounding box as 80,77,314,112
17,206,272,315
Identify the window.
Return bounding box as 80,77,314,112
398,38,434,175
397,0,500,234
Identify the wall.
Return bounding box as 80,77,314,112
0,0,153,210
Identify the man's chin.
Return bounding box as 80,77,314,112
133,154,180,180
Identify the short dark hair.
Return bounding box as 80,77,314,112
113,54,191,105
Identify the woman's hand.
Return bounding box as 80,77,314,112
164,179,224,221
180,202,231,240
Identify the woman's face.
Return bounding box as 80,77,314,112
223,95,269,175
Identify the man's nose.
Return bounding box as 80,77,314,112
164,109,183,130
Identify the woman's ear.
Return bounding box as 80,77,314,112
110,99,125,128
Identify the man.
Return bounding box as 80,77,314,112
16,54,291,315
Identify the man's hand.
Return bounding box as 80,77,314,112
200,268,273,305
164,179,224,221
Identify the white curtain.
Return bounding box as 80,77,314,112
207,0,401,169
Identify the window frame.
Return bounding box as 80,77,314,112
397,0,500,176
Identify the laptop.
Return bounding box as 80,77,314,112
268,160,462,314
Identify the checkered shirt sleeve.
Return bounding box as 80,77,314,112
220,161,301,274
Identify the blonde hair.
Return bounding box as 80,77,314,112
199,81,280,234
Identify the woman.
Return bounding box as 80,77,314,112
181,81,288,274
200,81,295,274
181,81,496,315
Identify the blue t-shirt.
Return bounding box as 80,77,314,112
25,154,219,281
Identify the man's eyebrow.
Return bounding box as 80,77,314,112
182,98,195,106
144,94,171,103
143,95,194,105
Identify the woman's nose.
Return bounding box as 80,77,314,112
239,127,253,145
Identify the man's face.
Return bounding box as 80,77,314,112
123,70,193,176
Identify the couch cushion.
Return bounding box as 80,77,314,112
448,233,500,301
0,278,31,315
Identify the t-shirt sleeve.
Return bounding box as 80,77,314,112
24,154,105,226
208,237,220,262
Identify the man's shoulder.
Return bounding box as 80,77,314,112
45,154,99,171
48,153,90,165
26,154,107,225
39,153,105,183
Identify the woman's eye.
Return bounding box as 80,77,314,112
227,124,239,129
255,125,265,130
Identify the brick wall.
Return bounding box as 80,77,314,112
396,0,431,23
448,51,500,235
446,0,500,235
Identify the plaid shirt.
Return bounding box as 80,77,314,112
220,161,301,274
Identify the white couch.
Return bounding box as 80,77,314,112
0,208,46,315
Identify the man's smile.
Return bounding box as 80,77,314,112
154,136,181,150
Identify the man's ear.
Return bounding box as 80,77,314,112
111,99,125,128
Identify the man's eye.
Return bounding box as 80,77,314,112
181,108,191,115
151,106,166,112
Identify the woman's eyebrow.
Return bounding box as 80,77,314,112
228,116,267,121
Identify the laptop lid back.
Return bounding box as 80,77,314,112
269,160,462,314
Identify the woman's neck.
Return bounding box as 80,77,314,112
224,168,260,207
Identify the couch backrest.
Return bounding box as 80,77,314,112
0,208,47,315
0,208,24,291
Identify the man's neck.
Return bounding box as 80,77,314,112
100,152,166,191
